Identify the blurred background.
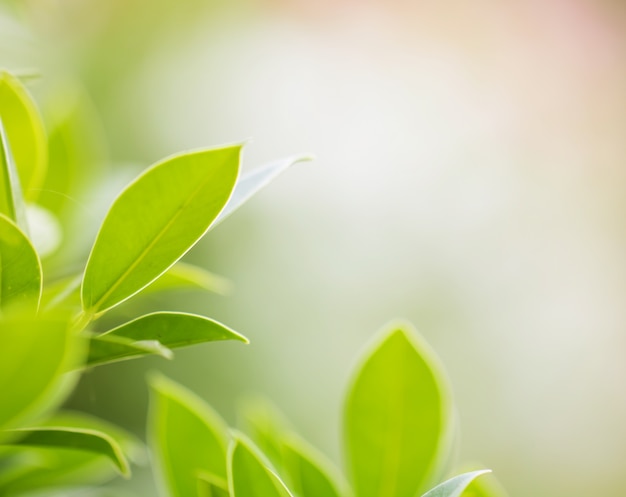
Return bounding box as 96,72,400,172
2,1,626,496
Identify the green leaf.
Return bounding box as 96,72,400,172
421,471,491,497
3,427,131,477
281,436,346,497
228,435,293,497
214,155,311,227
0,411,143,496
143,262,232,296
102,312,248,351
0,214,42,311
85,333,173,368
343,323,453,497
81,144,242,315
198,472,230,497
0,71,47,201
461,468,508,497
238,397,346,497
148,374,230,497
0,118,26,228
0,311,83,434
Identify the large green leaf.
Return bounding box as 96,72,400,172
0,71,47,201
343,323,453,497
4,427,130,477
102,312,248,350
149,374,230,497
0,411,142,496
85,333,173,368
0,214,42,311
81,145,241,315
421,471,490,497
214,155,311,226
228,435,293,497
0,118,26,228
0,311,83,434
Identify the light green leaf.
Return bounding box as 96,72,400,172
0,411,142,496
143,262,232,296
0,214,42,311
102,312,248,352
4,427,130,477
81,144,241,315
0,117,26,228
0,311,84,434
214,155,311,227
281,436,346,497
85,334,173,368
343,323,453,497
149,374,230,497
228,435,293,497
421,471,491,497
0,71,47,201
461,468,508,497
238,396,292,471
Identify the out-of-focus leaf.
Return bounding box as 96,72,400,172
238,397,346,497
214,155,311,226
198,472,230,497
143,262,232,296
85,334,173,368
81,145,241,315
421,471,491,497
0,117,26,228
0,411,143,496
0,214,41,311
149,374,230,497
238,396,291,471
4,426,130,477
25,203,63,257
343,323,453,497
102,312,247,351
0,71,47,201
0,311,83,435
39,82,107,216
228,435,293,497
40,274,82,311
281,435,346,497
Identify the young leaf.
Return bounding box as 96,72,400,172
143,262,232,296
148,374,231,497
0,311,83,434
421,471,491,497
101,312,248,350
281,436,346,497
81,144,241,315
228,435,294,497
0,71,47,201
0,118,26,228
0,214,42,311
214,155,311,227
343,323,454,497
4,427,131,477
85,334,173,368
